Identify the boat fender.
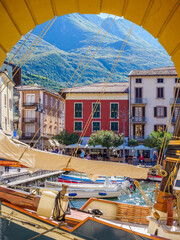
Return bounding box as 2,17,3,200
88,208,103,216
69,193,77,197
99,192,107,196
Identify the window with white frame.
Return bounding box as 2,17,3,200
26,110,35,119
111,122,119,132
26,94,35,103
92,103,100,118
92,121,100,132
25,124,35,135
74,103,82,118
45,95,48,106
4,94,6,107
51,97,53,107
74,121,82,132
111,103,119,118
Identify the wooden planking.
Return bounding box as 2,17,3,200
0,2,21,52
116,203,151,225
78,0,101,14
101,0,124,16
53,0,79,16
25,0,55,25
2,0,36,36
124,0,151,26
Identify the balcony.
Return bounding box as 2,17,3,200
23,102,38,107
21,132,39,139
170,98,180,104
23,117,37,123
131,98,147,105
131,116,147,124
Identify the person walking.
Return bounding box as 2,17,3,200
139,153,144,165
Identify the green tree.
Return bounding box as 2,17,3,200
88,130,123,160
54,130,79,146
144,130,172,152
128,139,138,147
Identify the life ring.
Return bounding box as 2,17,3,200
112,180,117,183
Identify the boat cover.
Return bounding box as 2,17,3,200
0,131,148,180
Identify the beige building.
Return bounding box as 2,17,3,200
16,84,65,149
0,70,15,136
129,66,178,141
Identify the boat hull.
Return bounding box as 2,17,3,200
1,202,161,240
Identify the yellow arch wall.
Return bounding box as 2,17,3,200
0,0,179,76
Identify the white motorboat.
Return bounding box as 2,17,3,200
44,178,131,198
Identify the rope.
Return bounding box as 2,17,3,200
66,23,135,168
30,15,113,148
3,29,34,71
0,17,57,94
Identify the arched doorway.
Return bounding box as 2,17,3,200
0,0,179,75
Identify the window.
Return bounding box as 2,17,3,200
132,106,145,121
174,87,180,99
136,78,142,83
92,103,100,118
74,103,82,118
4,94,6,107
51,97,53,107
45,95,48,106
26,94,35,103
26,110,35,119
154,125,166,132
9,98,12,110
157,78,164,83
154,106,167,118
111,122,119,132
25,124,35,134
175,78,180,83
74,121,82,132
157,88,164,98
111,103,119,118
92,122,100,132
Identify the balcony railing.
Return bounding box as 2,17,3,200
23,117,37,123
131,116,147,123
23,102,38,107
130,135,147,141
21,132,39,139
170,98,180,104
131,98,147,104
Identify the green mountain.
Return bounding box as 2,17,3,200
6,13,173,92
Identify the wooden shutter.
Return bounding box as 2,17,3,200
142,125,144,136
154,125,157,131
164,107,167,117
133,125,135,136
154,107,157,117
132,107,135,117
142,107,145,117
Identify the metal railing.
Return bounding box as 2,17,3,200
23,117,37,123
131,98,147,104
130,135,147,141
21,132,40,139
131,116,147,123
23,102,38,107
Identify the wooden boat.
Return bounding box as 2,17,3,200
0,131,179,239
147,169,162,182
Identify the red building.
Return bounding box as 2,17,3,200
61,83,129,139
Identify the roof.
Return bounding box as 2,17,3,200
16,85,60,98
61,82,129,94
129,66,177,77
